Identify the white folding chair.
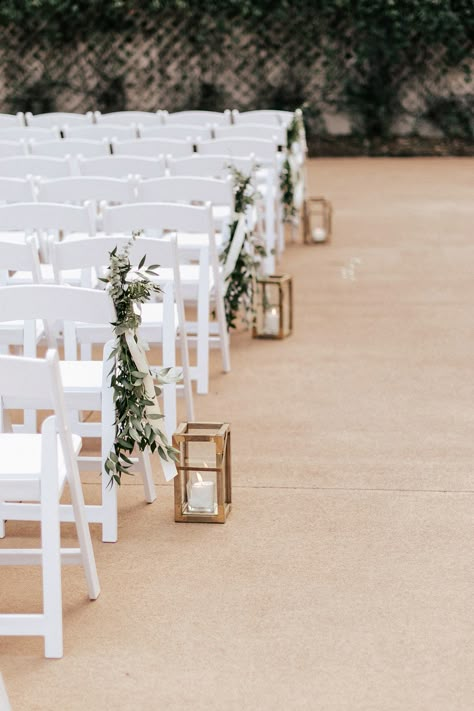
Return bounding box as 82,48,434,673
0,127,60,141
0,155,72,179
37,176,135,230
103,202,230,394
0,112,25,127
214,123,286,145
0,284,159,543
0,349,100,658
136,175,234,242
112,138,194,159
77,155,166,180
30,138,110,159
168,153,255,178
64,124,137,140
0,236,43,358
95,111,160,126
139,124,212,140
0,140,28,158
162,110,231,126
196,140,282,269
232,109,294,126
25,111,95,128
51,235,194,429
0,202,95,277
0,177,35,203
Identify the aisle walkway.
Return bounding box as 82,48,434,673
2,158,473,710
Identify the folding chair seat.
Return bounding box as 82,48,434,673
0,349,100,657
77,155,166,180
112,138,194,159
25,112,95,128
103,202,230,394
168,153,255,178
0,284,165,543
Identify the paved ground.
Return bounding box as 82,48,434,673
1,158,473,710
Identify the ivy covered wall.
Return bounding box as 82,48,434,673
0,1,472,154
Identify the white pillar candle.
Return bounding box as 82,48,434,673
312,227,327,242
264,307,280,336
187,472,216,512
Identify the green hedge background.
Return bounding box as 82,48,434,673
0,1,472,155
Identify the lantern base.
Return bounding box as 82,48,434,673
175,502,231,524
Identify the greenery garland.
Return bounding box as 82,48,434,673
280,108,306,222
101,232,179,486
222,167,266,329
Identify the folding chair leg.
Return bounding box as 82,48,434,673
41,456,63,658
213,287,231,374
101,364,118,543
66,456,100,600
0,507,5,538
136,449,156,504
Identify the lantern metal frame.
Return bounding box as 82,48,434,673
252,273,293,340
303,197,333,244
172,422,232,523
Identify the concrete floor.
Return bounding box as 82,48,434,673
1,158,473,710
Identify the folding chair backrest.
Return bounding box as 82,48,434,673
163,110,231,126
0,202,95,235
103,201,213,236
0,127,60,141
78,155,166,179
136,176,233,209
0,177,35,203
52,234,177,274
0,156,72,179
0,140,28,158
25,111,94,127
30,139,110,159
214,123,286,144
64,124,137,140
0,112,24,128
112,138,194,159
0,284,116,340
233,109,294,126
197,137,278,161
168,154,255,178
0,349,68,420
139,125,212,141
0,236,41,285
37,176,135,205
95,111,160,126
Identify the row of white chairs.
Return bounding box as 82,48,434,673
0,152,282,267
0,123,287,143
1,109,294,128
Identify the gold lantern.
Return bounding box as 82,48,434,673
252,274,293,339
172,422,231,523
303,197,333,244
